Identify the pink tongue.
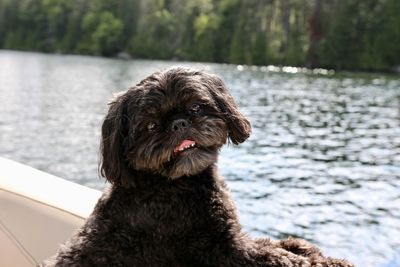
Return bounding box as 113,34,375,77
174,140,195,153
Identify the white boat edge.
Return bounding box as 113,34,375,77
0,157,102,266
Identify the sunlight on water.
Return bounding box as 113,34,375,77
1,51,399,266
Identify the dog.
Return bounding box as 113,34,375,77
43,67,353,266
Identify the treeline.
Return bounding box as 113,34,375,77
0,0,399,72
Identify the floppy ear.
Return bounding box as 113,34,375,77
99,94,132,187
205,74,252,144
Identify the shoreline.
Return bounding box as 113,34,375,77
1,49,399,77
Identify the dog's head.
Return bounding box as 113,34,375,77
100,67,251,185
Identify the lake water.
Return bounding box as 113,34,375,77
1,50,399,266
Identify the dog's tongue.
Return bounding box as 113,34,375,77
174,140,195,153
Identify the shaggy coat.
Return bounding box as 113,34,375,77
43,68,352,267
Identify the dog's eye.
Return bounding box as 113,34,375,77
188,103,202,115
147,122,157,131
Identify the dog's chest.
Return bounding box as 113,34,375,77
124,183,221,238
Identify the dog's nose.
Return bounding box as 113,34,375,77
171,119,189,132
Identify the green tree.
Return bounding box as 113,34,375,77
128,1,178,59
79,11,124,56
0,0,399,71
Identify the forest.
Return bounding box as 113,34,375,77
0,0,399,72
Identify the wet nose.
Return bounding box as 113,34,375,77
171,119,189,132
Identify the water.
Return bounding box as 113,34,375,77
1,50,399,266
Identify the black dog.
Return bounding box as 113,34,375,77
43,68,352,266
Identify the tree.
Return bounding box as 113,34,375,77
0,0,398,71
79,11,124,56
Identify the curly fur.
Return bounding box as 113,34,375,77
42,68,353,267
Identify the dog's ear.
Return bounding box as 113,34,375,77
100,93,132,187
204,74,251,144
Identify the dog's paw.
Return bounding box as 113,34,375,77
310,256,354,267
255,238,353,267
277,240,354,267
262,247,312,267
267,237,322,258
279,250,312,267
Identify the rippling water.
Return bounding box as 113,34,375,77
1,50,399,266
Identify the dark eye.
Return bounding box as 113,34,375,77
188,103,202,115
147,122,157,131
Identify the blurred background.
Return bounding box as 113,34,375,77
0,0,400,266
1,0,400,72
